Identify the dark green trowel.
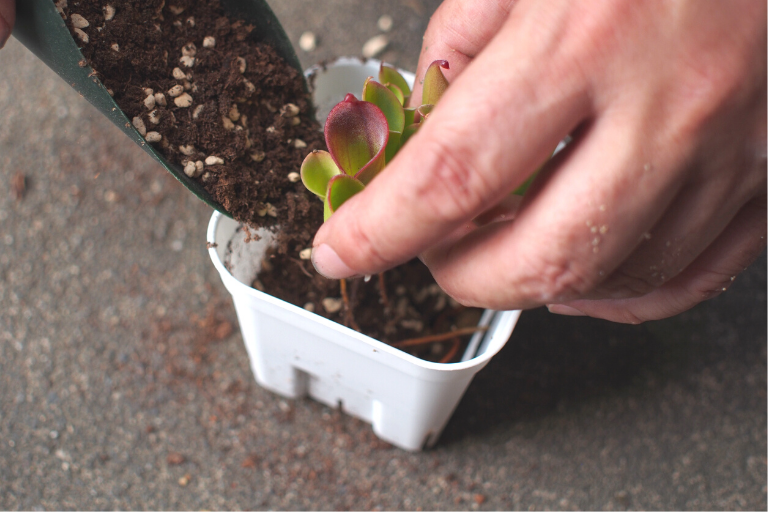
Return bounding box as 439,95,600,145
13,0,303,217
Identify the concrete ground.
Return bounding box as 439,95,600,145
1,0,765,509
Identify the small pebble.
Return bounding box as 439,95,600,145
202,36,216,48
249,151,265,162
153,92,167,106
168,5,184,15
181,42,196,57
303,302,315,313
70,13,89,28
178,474,191,487
299,248,312,260
148,110,161,124
298,31,316,52
195,160,204,174
143,94,156,110
362,34,388,58
183,161,197,177
110,43,119,51
293,139,307,149
132,116,147,136
173,93,193,108
103,5,116,21
179,55,195,68
377,14,393,32
322,298,343,314
186,17,195,27
228,104,240,121
290,117,301,126
236,57,247,74
172,67,186,80
192,104,205,119
287,172,300,183
205,155,224,166
221,116,235,131
243,80,256,96
145,131,161,143
167,85,184,97
74,28,89,44
143,87,154,96
265,203,278,217
178,145,195,156
280,103,300,118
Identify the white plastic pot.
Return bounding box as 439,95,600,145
207,58,521,451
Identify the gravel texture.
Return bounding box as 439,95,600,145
1,0,766,509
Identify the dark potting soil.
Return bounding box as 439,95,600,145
256,251,484,363
62,0,484,362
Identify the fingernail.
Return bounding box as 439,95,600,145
311,243,356,279
547,304,586,317
0,16,9,49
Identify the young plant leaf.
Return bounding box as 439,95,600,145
379,63,411,104
416,104,434,122
325,94,389,185
422,60,449,106
385,83,405,106
400,123,421,147
403,107,418,126
362,77,405,133
300,150,341,199
324,174,365,220
385,130,402,163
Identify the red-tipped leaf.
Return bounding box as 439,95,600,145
325,94,389,185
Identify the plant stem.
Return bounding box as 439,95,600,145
392,326,488,349
340,278,361,331
377,272,391,311
438,339,461,364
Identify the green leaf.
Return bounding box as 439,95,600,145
325,94,389,184
385,83,405,106
385,130,402,163
362,77,405,133
422,60,449,106
400,123,420,147
379,63,411,104
416,104,434,122
301,150,342,199
403,107,418,126
325,174,365,220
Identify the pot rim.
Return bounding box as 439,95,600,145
207,210,519,372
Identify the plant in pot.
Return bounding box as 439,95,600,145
208,58,522,451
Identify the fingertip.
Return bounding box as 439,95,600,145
546,304,587,317
311,243,357,280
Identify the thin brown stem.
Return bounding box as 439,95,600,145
392,326,488,349
377,272,391,311
340,278,361,331
438,338,462,364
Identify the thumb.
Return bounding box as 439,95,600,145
0,0,14,49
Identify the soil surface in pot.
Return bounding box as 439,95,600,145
257,250,483,363
63,0,484,362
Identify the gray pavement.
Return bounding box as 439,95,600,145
1,0,766,509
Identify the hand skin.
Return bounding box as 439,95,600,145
0,0,13,49
311,0,767,324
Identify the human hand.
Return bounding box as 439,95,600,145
311,0,767,323
0,0,14,48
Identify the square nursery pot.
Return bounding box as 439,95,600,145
207,58,521,451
